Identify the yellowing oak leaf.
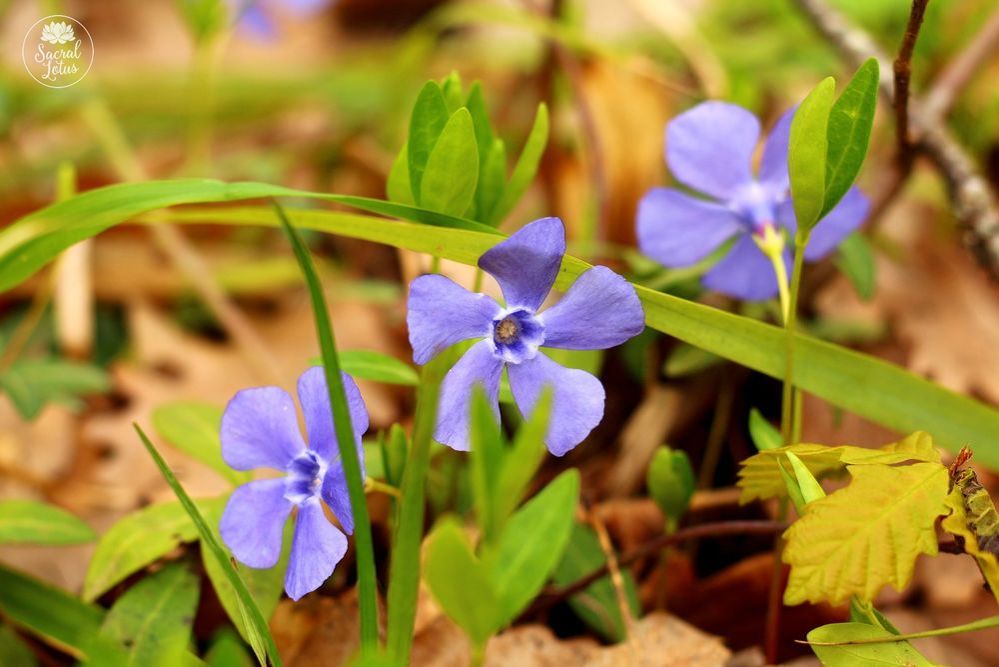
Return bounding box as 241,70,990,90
941,485,999,606
783,461,949,606
738,432,940,503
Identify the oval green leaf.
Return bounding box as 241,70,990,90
0,500,95,545
152,401,248,486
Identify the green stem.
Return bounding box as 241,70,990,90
780,235,807,445
385,357,445,664
185,36,220,175
275,203,380,652
803,613,999,646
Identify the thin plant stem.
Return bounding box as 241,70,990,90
185,35,223,175
780,237,807,444
275,203,380,652
801,612,999,646
764,500,789,664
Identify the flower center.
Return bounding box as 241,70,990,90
495,317,519,343
284,450,326,506
731,181,784,233
490,308,545,364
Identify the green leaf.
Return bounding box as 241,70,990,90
470,386,505,545
132,425,281,667
783,461,949,605
440,72,464,113
419,108,479,217
465,82,495,164
0,500,95,545
485,469,580,624
152,402,248,486
785,450,826,505
407,82,450,202
835,232,876,300
205,628,254,667
489,103,548,225
476,138,507,223
789,77,835,232
99,560,201,667
777,459,807,515
0,623,38,667
822,58,880,218
84,497,225,601
8,182,999,467
646,447,695,525
275,203,379,651
201,501,290,647
386,144,414,206
0,562,104,658
807,623,934,666
738,432,940,503
552,522,640,642
383,424,409,487
0,359,110,420
489,390,551,538
338,349,419,386
748,408,782,452
423,517,501,647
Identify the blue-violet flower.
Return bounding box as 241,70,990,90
219,366,368,601
636,101,870,301
407,217,645,456
228,0,334,38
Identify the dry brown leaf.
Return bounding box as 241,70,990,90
412,612,729,667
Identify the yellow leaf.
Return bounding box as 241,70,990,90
783,461,949,606
738,432,940,503
941,487,999,605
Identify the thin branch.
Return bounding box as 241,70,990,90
794,0,999,280
529,520,786,614
893,0,931,168
80,97,284,384
923,6,999,120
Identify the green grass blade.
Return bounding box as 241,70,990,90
272,202,380,652
132,424,281,667
4,182,999,465
385,354,446,664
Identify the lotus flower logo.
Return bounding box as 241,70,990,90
41,21,75,45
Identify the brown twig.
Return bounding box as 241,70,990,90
531,520,787,613
585,499,637,651
923,6,999,120
893,0,931,168
552,46,610,242
794,0,999,280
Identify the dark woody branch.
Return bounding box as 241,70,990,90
794,0,999,280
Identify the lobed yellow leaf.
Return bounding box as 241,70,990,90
941,487,999,606
783,461,949,606
738,431,940,503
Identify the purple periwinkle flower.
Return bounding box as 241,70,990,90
636,101,870,301
228,0,334,38
407,217,645,456
219,367,368,601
